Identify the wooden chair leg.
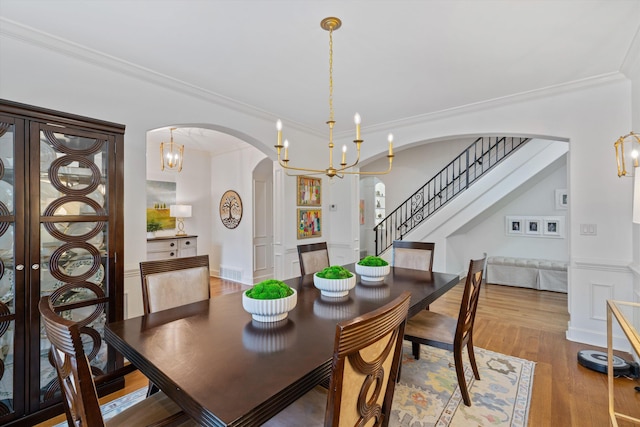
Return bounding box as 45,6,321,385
454,347,471,406
411,341,421,360
467,339,480,380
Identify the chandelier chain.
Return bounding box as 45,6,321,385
328,26,334,123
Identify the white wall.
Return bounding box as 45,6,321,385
1,24,638,348
362,137,476,209
334,76,634,348
211,146,268,284
449,157,568,266
0,32,332,317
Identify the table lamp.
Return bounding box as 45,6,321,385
169,204,192,236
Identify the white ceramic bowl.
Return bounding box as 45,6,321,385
355,263,391,283
242,289,297,322
313,274,356,297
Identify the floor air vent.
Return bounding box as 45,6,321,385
220,266,242,282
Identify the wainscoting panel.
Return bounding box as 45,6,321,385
254,243,267,270
590,282,613,321
567,259,634,349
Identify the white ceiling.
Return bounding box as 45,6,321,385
1,0,639,153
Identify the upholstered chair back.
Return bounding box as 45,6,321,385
392,241,435,272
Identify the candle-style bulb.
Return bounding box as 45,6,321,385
283,139,289,161
354,113,361,140
388,133,394,156
276,120,283,147
341,145,347,164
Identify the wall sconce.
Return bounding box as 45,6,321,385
169,204,192,236
614,131,639,177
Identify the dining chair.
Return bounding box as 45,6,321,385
392,240,435,272
297,242,330,276
139,254,210,314
38,296,196,426
403,255,487,406
264,291,411,427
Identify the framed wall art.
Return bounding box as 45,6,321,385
146,180,176,231
555,189,568,209
525,218,541,235
505,215,565,238
220,190,243,229
297,208,321,239
505,216,524,235
543,216,565,238
297,176,321,206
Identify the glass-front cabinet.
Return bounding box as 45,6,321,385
0,100,125,425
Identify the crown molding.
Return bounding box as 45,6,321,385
1,18,630,141
361,72,627,137
621,24,640,78
0,18,323,137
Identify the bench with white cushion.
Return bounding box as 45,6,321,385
486,256,567,293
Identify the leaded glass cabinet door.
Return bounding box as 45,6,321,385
0,115,26,421
0,100,124,425
32,123,120,411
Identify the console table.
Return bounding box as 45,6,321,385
146,235,198,260
606,300,640,426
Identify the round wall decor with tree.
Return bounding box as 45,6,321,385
219,190,242,229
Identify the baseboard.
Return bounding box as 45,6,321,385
566,326,632,352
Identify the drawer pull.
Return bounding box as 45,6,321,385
170,252,175,257
170,242,175,247
185,241,190,245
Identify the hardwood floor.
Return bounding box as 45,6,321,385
431,281,640,427
36,278,639,426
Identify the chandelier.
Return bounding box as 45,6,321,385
160,127,184,172
274,17,394,179
614,131,640,177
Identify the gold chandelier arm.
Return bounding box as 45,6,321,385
277,159,328,175
339,156,394,176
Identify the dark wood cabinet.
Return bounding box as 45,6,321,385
0,100,125,425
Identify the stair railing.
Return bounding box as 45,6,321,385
374,136,529,255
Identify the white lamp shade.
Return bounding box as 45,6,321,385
170,204,192,218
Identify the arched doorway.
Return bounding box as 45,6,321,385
146,125,274,284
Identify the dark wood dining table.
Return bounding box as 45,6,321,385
104,264,459,427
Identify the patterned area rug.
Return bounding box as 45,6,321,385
391,343,535,426
54,344,533,427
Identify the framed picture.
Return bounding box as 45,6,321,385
297,176,321,206
219,190,243,229
525,218,541,235
555,189,568,209
543,216,564,238
505,216,524,235
146,180,176,231
297,208,322,239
